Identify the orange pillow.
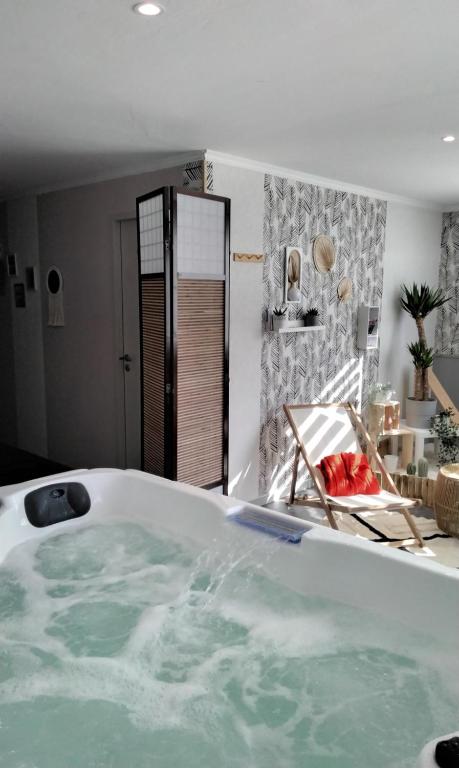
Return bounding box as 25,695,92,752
316,453,349,496
342,452,380,495
317,452,380,496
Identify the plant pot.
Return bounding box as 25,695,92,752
304,316,320,327
405,397,437,429
273,315,288,331
383,454,399,473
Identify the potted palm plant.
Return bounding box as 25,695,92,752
400,283,449,428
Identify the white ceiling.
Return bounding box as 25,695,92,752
1,0,459,206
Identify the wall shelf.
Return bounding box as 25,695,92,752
275,325,326,334
357,305,379,350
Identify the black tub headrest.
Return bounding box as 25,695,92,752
24,482,90,528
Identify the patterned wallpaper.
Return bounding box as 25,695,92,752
260,174,387,497
436,211,459,355
182,160,214,193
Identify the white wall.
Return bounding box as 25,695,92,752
38,165,183,468
379,202,442,410
212,163,265,501
7,197,47,456
4,155,442,499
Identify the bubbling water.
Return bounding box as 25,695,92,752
0,521,457,768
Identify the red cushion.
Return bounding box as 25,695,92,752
316,453,349,496
317,452,380,496
342,452,380,494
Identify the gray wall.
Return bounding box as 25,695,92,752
7,197,47,456
380,202,442,410
38,165,183,468
0,202,17,445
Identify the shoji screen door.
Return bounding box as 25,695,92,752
136,187,230,492
137,188,169,479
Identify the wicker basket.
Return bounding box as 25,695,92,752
434,464,459,537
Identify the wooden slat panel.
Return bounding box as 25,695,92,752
177,278,225,487
375,471,437,507
141,277,165,476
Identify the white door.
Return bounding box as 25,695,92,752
118,218,141,469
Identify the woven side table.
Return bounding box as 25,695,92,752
434,464,459,537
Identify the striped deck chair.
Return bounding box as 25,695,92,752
284,402,424,547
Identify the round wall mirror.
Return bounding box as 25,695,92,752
47,267,63,295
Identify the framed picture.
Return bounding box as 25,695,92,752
26,266,38,291
285,247,303,303
7,253,18,277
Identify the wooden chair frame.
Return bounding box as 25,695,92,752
428,369,459,424
284,402,424,547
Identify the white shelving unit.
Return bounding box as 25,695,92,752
357,305,379,350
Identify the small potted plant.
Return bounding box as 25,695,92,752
272,305,288,331
304,307,320,327
400,283,449,428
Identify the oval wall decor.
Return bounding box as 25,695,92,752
46,265,65,327
47,266,63,295
337,277,352,303
313,235,336,273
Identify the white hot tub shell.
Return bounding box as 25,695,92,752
1,468,458,642
0,468,458,767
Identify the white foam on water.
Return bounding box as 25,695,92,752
0,521,458,768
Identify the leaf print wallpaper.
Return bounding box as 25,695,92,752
436,211,459,355
260,174,386,497
182,159,214,192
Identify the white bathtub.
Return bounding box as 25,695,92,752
1,468,458,767
1,468,458,641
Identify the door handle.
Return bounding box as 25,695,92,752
119,354,132,362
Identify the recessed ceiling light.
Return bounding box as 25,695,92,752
133,2,163,16
442,135,455,143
